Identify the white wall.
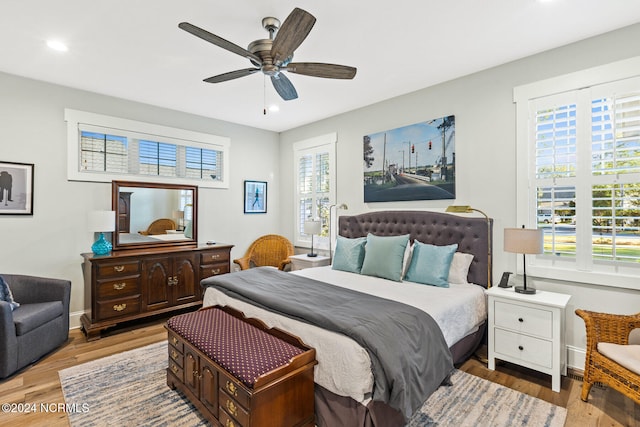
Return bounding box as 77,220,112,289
0,71,281,328
279,23,640,370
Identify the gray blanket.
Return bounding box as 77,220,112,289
201,267,454,421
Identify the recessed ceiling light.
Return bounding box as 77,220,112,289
46,40,68,52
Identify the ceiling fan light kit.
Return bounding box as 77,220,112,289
179,8,357,101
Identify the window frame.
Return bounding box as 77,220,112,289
65,109,230,188
514,56,640,290
292,133,337,250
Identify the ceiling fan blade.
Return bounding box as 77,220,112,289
271,73,298,101
203,68,260,83
179,22,262,64
285,62,357,79
270,8,316,65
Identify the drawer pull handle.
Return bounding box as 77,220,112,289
518,318,524,323
113,303,127,312
171,364,178,374
210,254,221,260
518,345,524,351
171,349,178,359
225,420,235,427
172,336,179,346
211,268,221,275
226,380,238,396
113,265,125,272
113,282,126,290
226,399,238,416
168,276,179,286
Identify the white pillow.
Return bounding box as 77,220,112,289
448,252,474,284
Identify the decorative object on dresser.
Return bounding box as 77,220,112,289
233,234,294,270
80,243,232,340
303,218,321,257
575,309,640,405
88,210,116,256
166,305,317,427
503,225,543,294
446,205,493,287
487,286,571,392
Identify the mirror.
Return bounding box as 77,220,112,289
112,180,198,251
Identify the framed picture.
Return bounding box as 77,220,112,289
363,115,456,202
244,180,267,214
0,161,34,215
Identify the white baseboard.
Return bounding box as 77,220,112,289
567,344,586,372
69,310,84,330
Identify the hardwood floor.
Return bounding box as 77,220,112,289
1,319,638,426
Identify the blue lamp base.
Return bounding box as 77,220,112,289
92,232,112,256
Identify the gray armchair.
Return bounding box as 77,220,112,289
0,274,71,379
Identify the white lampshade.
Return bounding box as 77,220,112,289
304,219,321,235
172,210,184,220
88,210,116,232
504,227,543,254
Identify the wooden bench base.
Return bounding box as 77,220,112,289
166,305,317,427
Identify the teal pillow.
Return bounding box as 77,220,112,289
332,236,367,273
0,275,20,310
360,234,410,282
404,241,458,287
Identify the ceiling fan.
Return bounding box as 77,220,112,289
179,7,357,101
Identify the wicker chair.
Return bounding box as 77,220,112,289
575,309,640,405
233,235,294,271
139,218,177,235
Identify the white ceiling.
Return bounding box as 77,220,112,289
3,0,640,132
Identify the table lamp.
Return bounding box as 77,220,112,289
304,219,322,257
89,210,115,256
503,226,544,294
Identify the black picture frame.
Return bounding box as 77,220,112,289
243,180,267,214
0,161,34,215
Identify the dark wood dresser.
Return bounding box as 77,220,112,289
81,243,233,340
166,306,317,427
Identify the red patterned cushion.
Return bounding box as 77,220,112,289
167,308,304,388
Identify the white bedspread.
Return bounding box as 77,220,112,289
202,266,487,403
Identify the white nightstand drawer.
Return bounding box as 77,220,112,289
494,300,553,339
494,328,553,368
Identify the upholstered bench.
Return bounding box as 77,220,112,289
166,305,316,427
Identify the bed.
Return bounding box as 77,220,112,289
201,210,492,427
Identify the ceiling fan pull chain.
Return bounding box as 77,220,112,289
263,75,267,115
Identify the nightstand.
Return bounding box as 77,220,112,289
486,286,571,392
289,254,330,271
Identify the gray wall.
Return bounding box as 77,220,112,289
0,72,281,328
279,23,640,370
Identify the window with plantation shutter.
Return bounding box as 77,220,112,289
66,109,230,188
293,133,336,249
516,66,640,289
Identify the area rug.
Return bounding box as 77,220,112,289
59,341,567,427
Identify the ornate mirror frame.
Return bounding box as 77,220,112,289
112,180,198,251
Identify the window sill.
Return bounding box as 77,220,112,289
528,265,640,291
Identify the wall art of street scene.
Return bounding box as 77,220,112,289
363,116,456,202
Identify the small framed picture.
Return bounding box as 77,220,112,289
0,161,34,215
244,180,267,214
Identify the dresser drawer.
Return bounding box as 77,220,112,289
96,260,140,278
168,332,184,353
169,345,183,368
219,371,250,409
494,300,553,339
494,328,553,368
96,276,140,299
168,358,184,383
219,407,244,427
200,263,230,279
220,389,249,426
200,250,230,265
96,296,141,320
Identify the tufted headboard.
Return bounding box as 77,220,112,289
338,210,493,288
